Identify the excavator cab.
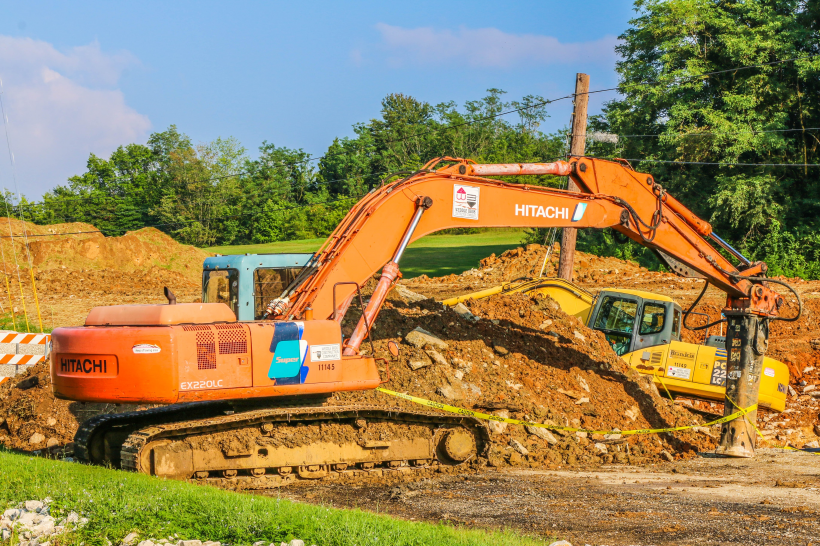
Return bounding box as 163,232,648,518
588,289,681,356
202,253,314,320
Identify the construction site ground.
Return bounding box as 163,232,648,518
1,222,819,545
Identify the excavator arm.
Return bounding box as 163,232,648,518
275,156,781,328
271,156,787,459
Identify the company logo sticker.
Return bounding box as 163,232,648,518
453,184,480,220
763,367,775,378
268,322,310,385
132,344,161,354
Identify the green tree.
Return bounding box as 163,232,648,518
588,0,820,275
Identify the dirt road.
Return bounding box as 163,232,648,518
278,449,820,546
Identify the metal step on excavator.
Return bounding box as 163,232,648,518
50,156,800,488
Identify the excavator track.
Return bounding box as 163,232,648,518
75,403,490,489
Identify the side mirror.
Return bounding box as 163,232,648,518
387,340,400,359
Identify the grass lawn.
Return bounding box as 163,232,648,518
206,229,527,279
0,450,548,546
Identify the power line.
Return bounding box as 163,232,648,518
588,127,820,139
598,157,820,167
18,51,820,211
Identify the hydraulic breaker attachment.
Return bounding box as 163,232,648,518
716,311,770,457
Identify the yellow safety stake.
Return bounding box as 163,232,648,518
28,266,43,332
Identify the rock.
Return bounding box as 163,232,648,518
16,376,39,390
201,542,220,546
45,417,57,427
538,319,553,330
510,439,529,456
809,391,820,398
425,349,449,367
454,370,464,380
46,438,59,448
488,410,509,434
661,450,674,462
4,509,21,521
29,433,46,445
557,388,584,400
814,424,820,436
452,303,478,321
548,540,573,546
594,443,608,454
405,327,448,349
253,542,266,546
24,501,44,512
526,425,558,445
65,512,79,525
451,358,473,372
804,384,816,393
577,376,590,392
288,541,305,546
138,541,156,546
32,520,54,538
804,440,820,448
393,284,426,303
624,407,638,421
575,431,588,439
507,451,524,465
493,343,509,356
573,330,586,342
122,533,140,545
788,385,797,397
1,530,10,542
804,366,816,374
546,330,559,338
574,397,590,405
408,355,432,370
436,385,464,401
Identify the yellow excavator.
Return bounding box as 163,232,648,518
442,278,789,412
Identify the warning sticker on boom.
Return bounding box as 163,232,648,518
453,184,480,220
309,343,340,362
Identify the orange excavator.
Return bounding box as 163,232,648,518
50,157,798,486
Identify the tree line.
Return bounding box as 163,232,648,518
9,0,820,278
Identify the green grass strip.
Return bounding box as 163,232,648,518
206,229,527,279
0,450,546,546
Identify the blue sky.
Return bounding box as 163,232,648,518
0,1,637,199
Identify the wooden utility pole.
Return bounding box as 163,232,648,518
557,73,590,282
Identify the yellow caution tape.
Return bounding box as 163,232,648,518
725,395,819,456
376,387,755,436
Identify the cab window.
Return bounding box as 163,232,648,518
672,309,681,339
640,303,667,335
253,267,301,319
202,269,239,315
593,296,637,356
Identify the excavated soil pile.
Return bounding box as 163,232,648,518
0,218,210,326
408,242,820,450
408,243,677,301
0,361,129,453
335,290,717,469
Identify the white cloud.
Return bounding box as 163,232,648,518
0,36,151,198
374,23,618,68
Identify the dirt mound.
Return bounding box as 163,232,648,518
408,241,820,450
0,219,210,326
28,227,209,276
0,361,130,453
335,291,716,469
